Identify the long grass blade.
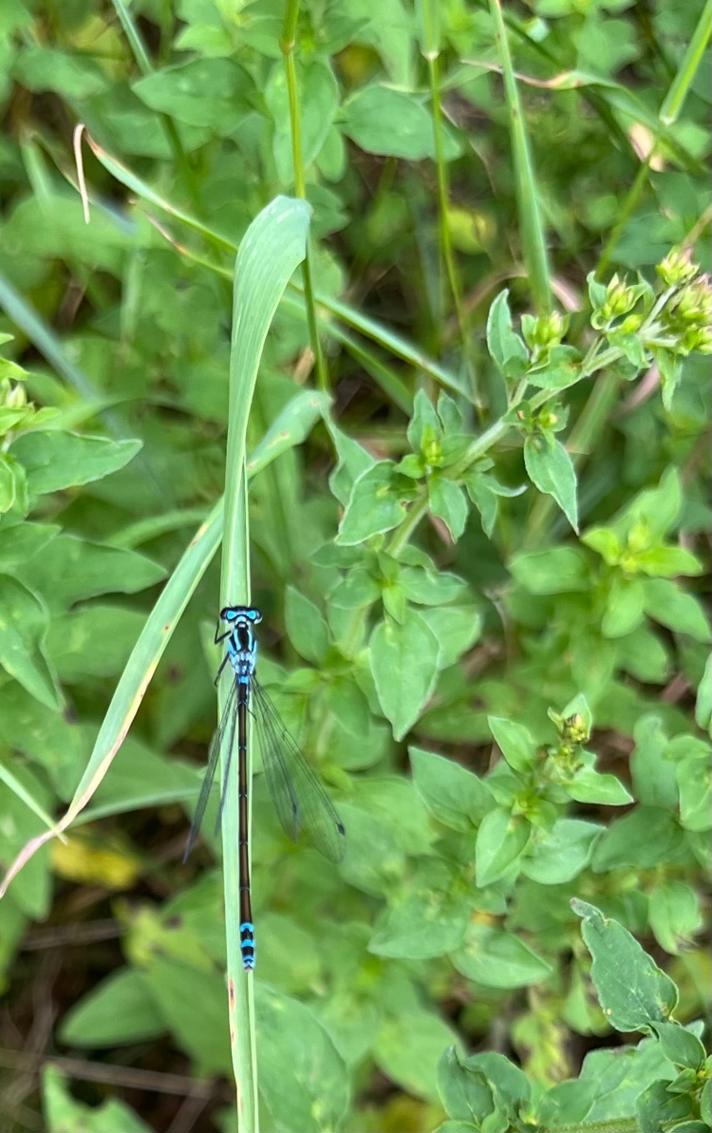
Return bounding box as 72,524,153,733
489,0,551,312
219,195,310,1133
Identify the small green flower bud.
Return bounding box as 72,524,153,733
657,247,699,287
527,310,566,349
563,713,589,744
619,313,643,334
3,382,27,409
605,274,637,318
670,275,712,326
680,325,712,355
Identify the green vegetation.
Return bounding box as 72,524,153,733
0,2,710,1132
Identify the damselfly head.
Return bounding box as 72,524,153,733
220,605,262,625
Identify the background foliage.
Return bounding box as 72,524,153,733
0,1,710,1132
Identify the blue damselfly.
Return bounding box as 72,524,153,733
184,605,345,970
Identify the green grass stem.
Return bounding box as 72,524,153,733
489,0,551,314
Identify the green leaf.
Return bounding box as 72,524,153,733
369,860,469,959
284,586,329,665
438,1047,495,1125
452,924,551,988
418,605,482,669
0,453,26,514
0,756,58,834
648,881,702,955
132,58,253,131
15,46,108,98
256,984,349,1133
602,576,645,637
10,432,141,495
370,609,440,740
43,1066,151,1133
641,579,710,642
429,477,469,540
572,900,678,1031
486,290,529,379
0,573,59,709
247,390,331,477
510,546,589,594
59,969,164,1046
138,955,229,1075
488,716,536,773
524,434,578,532
341,84,460,161
567,766,633,806
635,544,704,577
337,461,407,545
475,809,530,887
695,652,712,735
23,535,166,612
410,747,493,831
652,1021,706,1070
265,58,339,183
593,807,684,869
376,1002,458,1102
522,819,602,884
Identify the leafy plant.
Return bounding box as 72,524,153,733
0,2,710,1132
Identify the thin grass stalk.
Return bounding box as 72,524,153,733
426,51,481,409
489,0,551,313
418,0,479,405
281,0,328,392
111,0,201,206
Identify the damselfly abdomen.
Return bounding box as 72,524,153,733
184,606,345,970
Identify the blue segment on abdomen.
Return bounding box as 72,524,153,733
240,921,255,970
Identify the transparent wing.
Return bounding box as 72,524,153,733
251,677,346,863
183,677,238,861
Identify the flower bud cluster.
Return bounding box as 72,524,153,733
663,273,712,355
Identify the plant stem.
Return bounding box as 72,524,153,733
281,0,329,392
489,0,551,314
426,48,480,408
